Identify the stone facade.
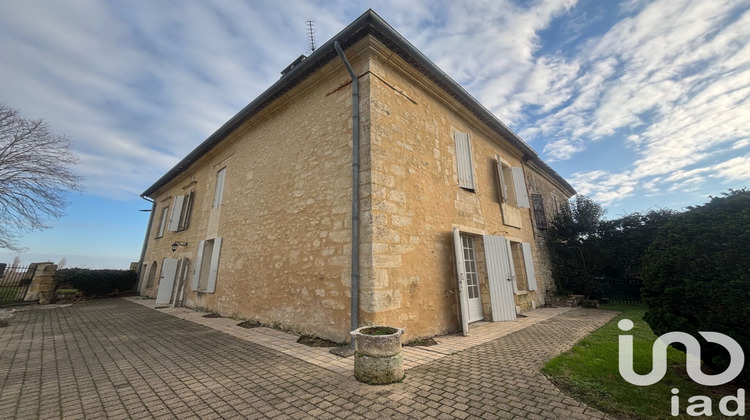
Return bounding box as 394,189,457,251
139,14,575,343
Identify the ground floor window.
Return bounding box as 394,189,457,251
510,242,529,292
191,237,223,293
145,261,158,289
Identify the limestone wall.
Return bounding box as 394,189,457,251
359,38,571,338
141,42,373,342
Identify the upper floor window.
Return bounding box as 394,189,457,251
156,206,169,238
454,132,475,191
495,156,530,208
168,190,194,232
551,194,561,215
531,193,548,230
213,168,226,208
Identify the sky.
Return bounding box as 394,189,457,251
0,0,748,268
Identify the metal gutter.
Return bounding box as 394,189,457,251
334,41,360,345
134,197,155,293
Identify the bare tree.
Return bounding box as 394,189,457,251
0,104,83,250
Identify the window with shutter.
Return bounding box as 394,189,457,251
156,206,169,238
495,156,508,203
522,243,538,291
167,195,184,232
177,191,194,231
192,237,222,293
511,167,530,208
454,132,475,190
510,242,528,292
213,168,226,208
531,193,548,230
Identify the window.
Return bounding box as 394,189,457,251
552,194,561,215
454,132,475,190
145,261,158,289
191,237,223,293
531,193,548,230
168,190,194,232
509,242,538,292
156,206,169,238
510,242,528,291
494,156,530,208
461,236,480,300
213,168,226,208
179,191,194,230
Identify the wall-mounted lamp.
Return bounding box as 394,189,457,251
171,241,188,252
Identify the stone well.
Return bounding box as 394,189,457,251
351,325,405,385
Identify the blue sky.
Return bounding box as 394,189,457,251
1,0,748,268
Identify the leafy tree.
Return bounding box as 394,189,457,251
598,209,676,279
0,104,82,250
641,189,750,379
548,195,605,297
548,196,677,300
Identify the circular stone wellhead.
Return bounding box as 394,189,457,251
351,326,405,384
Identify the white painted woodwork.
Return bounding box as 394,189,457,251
483,235,517,322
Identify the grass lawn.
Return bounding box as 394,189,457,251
542,303,744,419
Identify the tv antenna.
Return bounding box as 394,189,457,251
306,20,316,53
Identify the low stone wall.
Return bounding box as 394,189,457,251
546,294,584,308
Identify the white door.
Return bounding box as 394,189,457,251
461,236,484,322
483,235,517,321
155,258,179,305
452,228,471,335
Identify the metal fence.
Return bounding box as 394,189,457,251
600,276,643,303
0,264,33,303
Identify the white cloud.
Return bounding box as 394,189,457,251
543,138,584,161
0,0,747,210
570,170,638,204
520,0,750,203
711,155,750,181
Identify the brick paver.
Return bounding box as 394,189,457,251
0,299,617,419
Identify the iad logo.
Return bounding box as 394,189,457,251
617,319,745,417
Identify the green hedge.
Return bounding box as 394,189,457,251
55,268,136,297
641,189,750,380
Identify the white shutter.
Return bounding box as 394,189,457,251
506,239,519,294
191,240,205,291
167,195,184,232
483,236,517,321
511,166,530,208
206,237,222,293
522,243,538,291
495,156,507,203
452,228,471,335
179,191,193,230
171,258,188,307
157,207,169,238
454,132,475,190
155,259,179,304
213,168,226,208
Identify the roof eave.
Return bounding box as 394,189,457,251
142,9,572,198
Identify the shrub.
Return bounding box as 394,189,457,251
55,268,136,297
641,189,750,380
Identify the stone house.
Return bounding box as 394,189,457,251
137,10,575,343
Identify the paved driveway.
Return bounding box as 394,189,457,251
0,299,616,419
